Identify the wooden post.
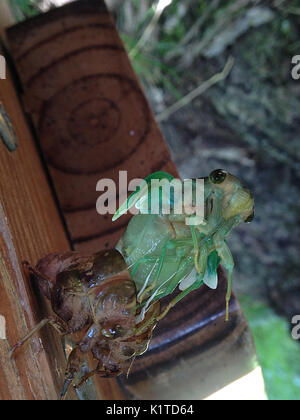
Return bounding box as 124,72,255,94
0,48,74,400
6,0,263,400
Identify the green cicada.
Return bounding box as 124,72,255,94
113,169,254,324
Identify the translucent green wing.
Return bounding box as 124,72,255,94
112,171,175,221
179,250,220,291
203,250,221,289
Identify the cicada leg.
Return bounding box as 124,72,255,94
137,238,194,303
211,215,241,320
156,243,209,321
129,256,159,303
130,256,158,302
138,243,168,300
190,225,201,273
130,256,158,275
126,355,137,378
157,278,204,322
213,237,234,321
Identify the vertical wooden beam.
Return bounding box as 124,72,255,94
0,48,73,400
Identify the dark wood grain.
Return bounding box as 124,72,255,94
7,0,177,252
6,0,261,400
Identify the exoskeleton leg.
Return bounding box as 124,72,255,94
74,360,122,390
61,346,83,400
62,349,121,399
22,260,53,298
74,364,101,390
9,316,69,358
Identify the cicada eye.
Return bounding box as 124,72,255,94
209,169,227,184
245,210,254,223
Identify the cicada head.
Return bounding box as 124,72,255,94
208,169,254,223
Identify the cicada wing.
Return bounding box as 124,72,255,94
203,250,221,290
112,171,175,221
147,256,194,303
179,268,197,291
203,270,218,289
179,250,221,291
112,182,148,221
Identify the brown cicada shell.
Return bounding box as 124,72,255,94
10,249,160,399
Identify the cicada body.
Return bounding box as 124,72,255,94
114,169,254,322
116,213,195,306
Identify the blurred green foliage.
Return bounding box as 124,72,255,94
240,296,300,400
121,33,182,99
